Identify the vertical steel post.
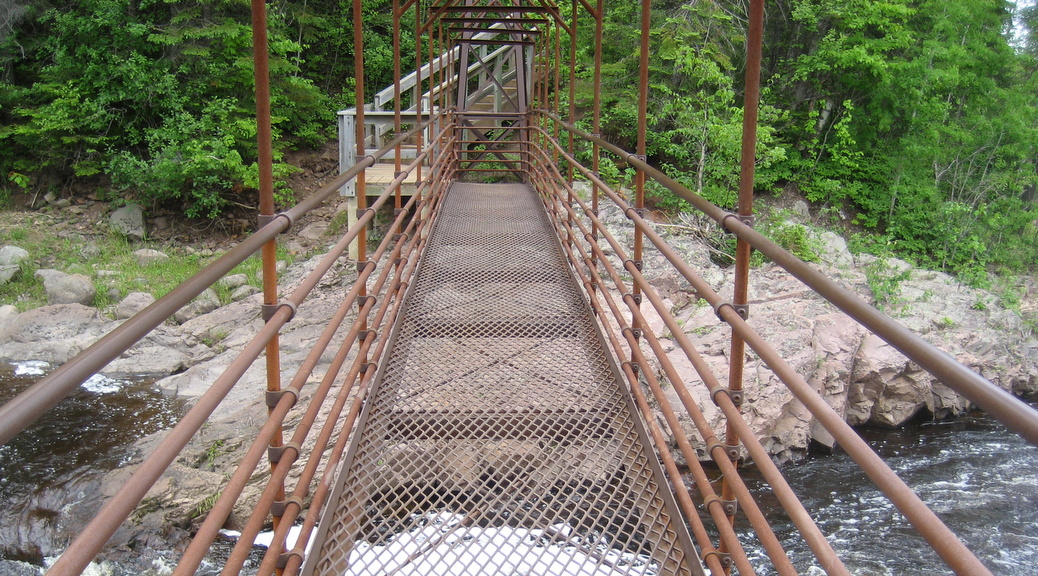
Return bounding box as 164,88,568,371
552,22,561,165
251,0,286,543
632,0,650,344
353,0,369,397
567,0,578,186
721,0,766,560
392,0,400,228
592,0,603,232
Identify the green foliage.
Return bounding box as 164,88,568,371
0,0,330,217
864,259,912,311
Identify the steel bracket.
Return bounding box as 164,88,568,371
713,300,749,321
357,295,375,310
356,207,375,220
721,498,739,517
267,441,300,465
357,260,374,275
702,549,733,568
271,495,304,518
265,388,299,409
263,301,297,323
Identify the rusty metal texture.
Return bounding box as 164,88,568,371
543,112,1038,449
305,182,701,576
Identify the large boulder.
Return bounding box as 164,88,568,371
173,288,221,324
110,204,147,241
34,269,96,306
115,291,156,320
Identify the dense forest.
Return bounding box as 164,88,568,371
1,0,1036,283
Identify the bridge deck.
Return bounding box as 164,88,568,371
306,183,701,575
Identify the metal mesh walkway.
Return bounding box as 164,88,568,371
306,183,701,576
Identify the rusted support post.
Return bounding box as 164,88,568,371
393,0,403,227
353,0,369,401
567,0,578,186
721,0,765,554
552,22,561,166
250,0,287,547
591,0,603,253
632,0,650,356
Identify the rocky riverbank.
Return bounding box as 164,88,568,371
0,192,1035,562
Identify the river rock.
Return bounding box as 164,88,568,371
133,248,169,266
110,204,147,241
115,291,156,319
230,284,261,301
627,209,1038,464
34,269,96,306
0,245,29,266
0,304,108,363
217,273,249,290
0,245,30,285
173,288,221,324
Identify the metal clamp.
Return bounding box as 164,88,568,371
721,498,739,516
356,207,376,220
624,259,643,272
265,388,300,409
257,212,294,233
709,386,744,408
713,300,748,321
263,301,298,323
271,494,304,518
702,549,733,568
356,260,375,274
721,212,755,233
267,441,301,464
356,295,376,310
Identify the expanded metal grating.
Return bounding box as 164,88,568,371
305,183,701,576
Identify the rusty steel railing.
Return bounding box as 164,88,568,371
521,110,1038,575
20,115,458,576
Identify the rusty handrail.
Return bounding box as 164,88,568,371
528,142,832,576
170,133,457,575
34,117,444,576
0,117,438,448
532,121,1000,575
539,111,1038,449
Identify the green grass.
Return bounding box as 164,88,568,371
0,213,291,313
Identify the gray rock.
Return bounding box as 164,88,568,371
0,266,18,285
133,248,169,266
298,222,329,241
0,250,25,283
34,269,97,306
811,229,854,269
115,291,156,319
230,284,261,301
218,273,250,290
173,288,221,324
0,303,106,364
110,204,147,241
44,190,71,208
80,242,102,259
0,245,29,267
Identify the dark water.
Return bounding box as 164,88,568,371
736,408,1038,575
0,361,184,569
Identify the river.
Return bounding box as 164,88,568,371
1,361,1035,574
